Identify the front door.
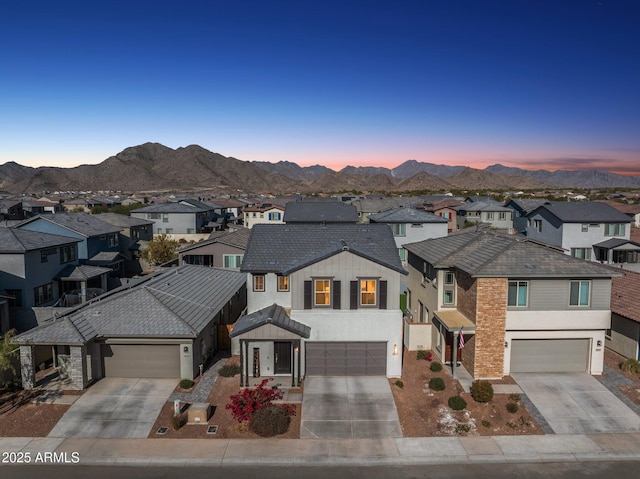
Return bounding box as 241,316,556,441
274,342,291,374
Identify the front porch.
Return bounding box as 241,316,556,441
432,309,476,379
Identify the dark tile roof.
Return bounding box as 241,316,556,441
230,304,311,338
241,223,406,275
54,264,112,280
178,228,251,253
527,201,632,223
369,207,448,224
405,229,622,278
95,213,154,227
17,213,121,237
505,198,553,213
283,202,358,223
0,228,81,253
455,201,512,212
611,270,640,323
132,202,211,213
593,238,640,249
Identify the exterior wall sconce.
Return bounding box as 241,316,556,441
294,346,299,353
504,341,508,349
596,340,602,347
393,344,398,356
183,346,189,353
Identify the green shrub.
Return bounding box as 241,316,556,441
455,423,470,434
428,377,446,391
172,413,186,430
417,350,433,361
395,379,404,388
470,380,494,403
249,404,291,437
508,393,521,403
506,402,519,414
448,395,467,411
481,420,491,428
218,363,242,377
179,378,194,389
621,358,640,375
430,361,443,372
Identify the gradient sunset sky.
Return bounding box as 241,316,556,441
1,0,639,175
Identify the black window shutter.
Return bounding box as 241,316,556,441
379,280,388,309
332,280,341,309
304,281,312,309
350,281,358,310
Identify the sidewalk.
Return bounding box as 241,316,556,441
2,433,640,466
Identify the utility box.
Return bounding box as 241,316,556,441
187,403,211,424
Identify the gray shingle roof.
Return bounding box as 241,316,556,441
405,229,622,278
13,265,247,345
241,224,406,275
593,238,640,249
0,228,81,253
283,202,358,223
456,201,512,212
95,213,154,227
369,206,448,224
178,228,251,253
230,304,310,339
506,198,553,213
18,213,121,237
132,202,211,213
54,264,112,280
527,201,632,223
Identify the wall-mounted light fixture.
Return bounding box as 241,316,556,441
597,340,602,347
183,346,189,353
393,344,398,356
504,341,509,349
294,346,299,353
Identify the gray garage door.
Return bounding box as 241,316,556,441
305,342,387,376
102,344,181,378
510,338,590,373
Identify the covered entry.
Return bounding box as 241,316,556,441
510,338,590,373
102,344,181,378
305,341,387,376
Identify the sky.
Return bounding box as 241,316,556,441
1,0,639,175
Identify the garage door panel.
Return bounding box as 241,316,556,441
510,339,589,373
102,344,181,378
306,342,386,376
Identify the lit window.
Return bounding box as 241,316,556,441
569,280,590,307
508,281,528,307
360,279,377,306
314,279,331,306
277,275,289,292
253,275,265,292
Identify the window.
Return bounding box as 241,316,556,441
314,279,331,306
360,279,377,306
6,289,22,307
418,300,426,323
224,254,243,269
398,248,406,261
508,281,528,307
253,274,265,292
605,224,625,236
184,254,213,267
187,228,195,234
570,280,590,307
534,219,542,232
443,289,455,305
252,212,256,217
60,245,76,264
165,228,174,234
34,283,53,306
571,248,591,261
277,275,289,292
581,224,589,232
268,212,281,221
156,228,162,234
392,224,406,237
40,248,56,263
499,212,507,221
259,213,264,218
108,233,118,247
410,223,422,228
147,213,161,219
444,271,454,285
162,213,169,223
605,328,612,339
486,212,494,220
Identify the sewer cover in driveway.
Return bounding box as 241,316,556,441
301,377,402,439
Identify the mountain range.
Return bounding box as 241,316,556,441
1,143,639,195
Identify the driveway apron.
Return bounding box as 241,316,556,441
513,372,640,434
48,377,177,439
301,376,402,439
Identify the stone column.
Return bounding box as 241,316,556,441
20,345,36,390
70,345,88,390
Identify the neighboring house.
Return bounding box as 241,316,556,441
243,203,286,229
13,265,248,390
350,198,418,224
368,206,448,263
597,200,640,228
403,229,620,379
212,199,247,224
63,198,91,213
0,199,24,221
607,270,640,360
85,196,121,210
130,199,223,237
455,201,514,232
178,227,250,269
418,198,465,233
231,223,407,386
22,200,64,216
525,201,638,265
283,201,358,224
94,213,154,275
15,213,124,277
504,198,553,234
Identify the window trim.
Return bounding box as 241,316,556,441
277,275,289,292
223,254,243,269
313,278,332,307
507,280,529,307
359,278,378,307
569,280,591,307
253,274,265,292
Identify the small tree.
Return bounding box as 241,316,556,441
0,329,18,388
141,234,179,265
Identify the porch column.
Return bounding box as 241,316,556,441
296,340,302,387
291,342,295,387
80,280,87,304
19,345,36,390
239,339,244,387
70,345,88,390
452,331,459,379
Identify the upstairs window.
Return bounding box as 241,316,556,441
508,281,528,307
605,224,625,236
253,274,265,292
108,233,118,247
571,248,591,261
314,279,331,306
224,254,243,269
392,224,406,237
277,275,289,292
533,219,542,232
162,213,169,223
60,245,76,264
268,212,281,221
581,224,589,232
34,283,53,306
499,212,507,221
486,212,494,220
360,279,377,306
569,280,590,307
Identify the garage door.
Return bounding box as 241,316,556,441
305,342,387,376
510,339,589,373
102,344,181,378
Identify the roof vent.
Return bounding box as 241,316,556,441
340,239,349,251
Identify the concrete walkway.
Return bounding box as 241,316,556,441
3,433,640,466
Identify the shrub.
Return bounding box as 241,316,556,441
448,395,467,411
481,420,491,428
506,402,519,413
179,378,194,389
621,358,640,375
225,378,283,423
417,350,432,361
508,393,521,403
470,380,494,403
430,361,443,372
249,404,292,437
172,413,186,430
428,377,446,391
455,423,470,434
395,379,404,388
218,363,242,377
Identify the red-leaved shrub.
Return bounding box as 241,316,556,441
225,378,284,423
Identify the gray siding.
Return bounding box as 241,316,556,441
606,313,640,359
526,209,564,247
179,243,245,269
518,278,611,311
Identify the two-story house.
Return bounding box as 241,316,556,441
504,198,553,234
131,199,224,237
525,202,638,265
242,203,286,229
418,198,465,233
230,223,407,387
94,213,154,275
178,227,250,269
403,229,621,379
455,200,514,232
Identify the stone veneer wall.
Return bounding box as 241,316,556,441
456,270,477,375
70,345,88,390
474,277,507,379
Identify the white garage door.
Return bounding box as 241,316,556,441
510,338,590,373
102,344,181,378
305,342,387,376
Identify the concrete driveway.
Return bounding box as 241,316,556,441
301,376,402,439
513,372,640,434
48,378,176,439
